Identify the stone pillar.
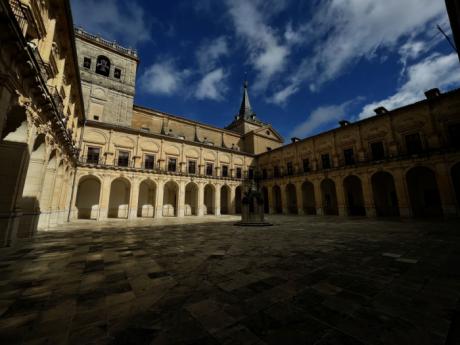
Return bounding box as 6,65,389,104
313,180,323,215
197,182,204,216
178,180,186,217
334,177,347,216
267,185,275,214
295,182,304,215
128,178,140,219
435,162,458,216
49,168,65,227
215,185,221,216
280,184,288,215
98,176,112,220
37,166,57,229
155,180,164,219
361,174,376,217
229,186,236,214
393,169,411,217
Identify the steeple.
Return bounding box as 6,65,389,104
238,79,255,119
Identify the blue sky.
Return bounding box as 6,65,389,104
70,0,460,141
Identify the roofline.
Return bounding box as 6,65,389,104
258,87,460,157
133,104,244,138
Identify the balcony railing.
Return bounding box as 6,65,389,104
9,0,27,34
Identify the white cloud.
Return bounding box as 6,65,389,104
271,0,447,104
140,60,190,96
195,68,228,101
196,37,229,72
358,53,460,119
290,99,359,139
225,0,290,91
71,0,150,46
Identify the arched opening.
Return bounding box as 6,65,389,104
204,184,215,215
343,175,366,216
95,55,111,76
452,163,460,210
138,180,156,218
372,171,399,216
321,179,338,215
262,186,269,213
76,176,101,219
286,184,298,214
273,185,282,214
163,181,178,217
108,177,130,218
302,181,316,215
235,186,242,214
221,185,230,215
185,182,198,216
406,166,442,217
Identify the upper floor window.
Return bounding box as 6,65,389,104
302,159,310,173
87,146,100,164
274,166,280,178
206,163,213,176
248,168,254,179
236,167,242,179
344,148,355,165
222,165,229,177
117,150,129,167
267,147,272,151
370,141,385,161
83,57,91,69
262,169,267,179
405,133,423,155
188,160,196,174
321,153,331,169
96,55,111,77
114,68,122,79
448,123,460,148
287,162,293,175
144,154,155,170
168,157,177,172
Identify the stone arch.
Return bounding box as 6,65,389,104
406,166,442,217
138,179,156,218
371,171,399,216
204,184,215,215
452,162,460,210
235,186,242,214
163,180,179,217
272,185,282,214
76,175,101,219
221,185,231,214
302,181,316,215
185,182,198,216
286,183,298,214
108,177,131,218
85,129,108,145
343,175,366,216
321,178,338,215
261,186,269,213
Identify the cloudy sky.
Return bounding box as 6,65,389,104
70,0,460,141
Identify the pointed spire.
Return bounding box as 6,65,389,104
238,78,255,119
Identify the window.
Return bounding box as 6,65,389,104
83,57,91,69
371,141,385,161
93,115,99,121
95,55,111,77
321,154,331,169
248,168,254,179
405,133,423,154
267,147,272,151
188,160,196,174
144,154,155,170
448,123,460,148
140,126,150,132
262,169,267,179
302,159,310,173
168,157,177,172
114,68,121,79
344,148,355,165
274,166,280,178
287,162,294,175
236,167,242,178
117,151,129,167
87,147,100,164
206,163,213,176
222,165,228,177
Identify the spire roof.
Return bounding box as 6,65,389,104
238,79,255,119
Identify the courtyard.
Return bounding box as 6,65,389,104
0,215,459,345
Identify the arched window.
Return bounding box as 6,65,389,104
95,55,111,76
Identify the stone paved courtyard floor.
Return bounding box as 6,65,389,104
0,215,460,345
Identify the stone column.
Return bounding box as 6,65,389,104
128,178,140,219
334,177,347,216
295,181,304,215
214,184,221,216
197,182,204,216
361,174,376,217
268,185,275,214
393,169,411,217
98,175,112,220
37,165,57,229
280,184,288,214
178,180,186,217
313,179,323,215
155,180,164,219
229,186,236,214
435,162,458,216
